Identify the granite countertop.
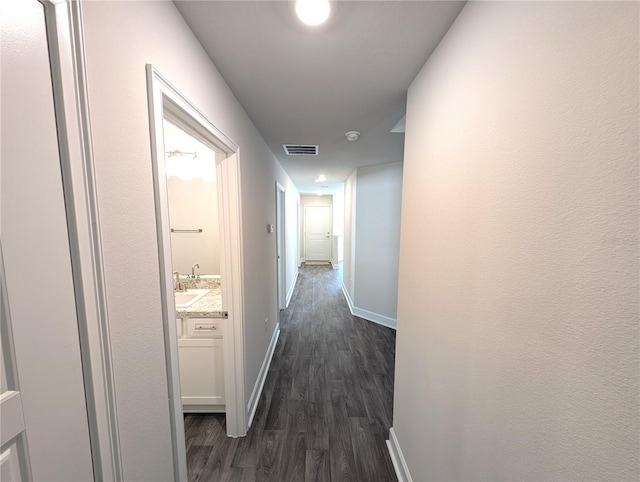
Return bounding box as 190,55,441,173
175,277,225,318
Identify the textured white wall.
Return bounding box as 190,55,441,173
285,189,301,299
333,191,345,262
343,171,357,296
394,1,639,480
342,163,403,325
353,162,403,322
167,177,220,275
82,2,299,478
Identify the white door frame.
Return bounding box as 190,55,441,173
38,1,122,479
275,183,286,310
146,66,247,481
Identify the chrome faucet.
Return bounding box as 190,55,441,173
173,271,186,292
191,263,200,278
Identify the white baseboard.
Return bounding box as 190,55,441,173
386,427,412,482
285,269,298,308
341,284,397,330
247,323,280,427
331,259,338,270
342,283,355,311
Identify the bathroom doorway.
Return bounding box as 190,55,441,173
163,120,226,414
147,66,246,481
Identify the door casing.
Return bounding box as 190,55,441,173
2,0,121,479
276,183,286,310
146,65,247,482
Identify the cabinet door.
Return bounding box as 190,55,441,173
178,338,225,410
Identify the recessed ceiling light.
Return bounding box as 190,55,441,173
345,131,360,142
295,0,331,26
315,174,327,183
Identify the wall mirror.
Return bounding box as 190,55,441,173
162,119,220,276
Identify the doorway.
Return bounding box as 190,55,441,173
304,205,332,263
147,66,246,481
276,183,286,310
163,119,227,414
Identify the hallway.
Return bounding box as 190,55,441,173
185,265,398,481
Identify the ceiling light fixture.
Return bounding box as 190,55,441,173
295,0,331,26
345,131,360,142
315,174,327,183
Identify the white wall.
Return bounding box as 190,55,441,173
354,162,403,323
343,162,403,328
285,189,300,301
393,2,639,481
300,194,332,262
332,190,344,237
343,171,357,296
167,177,220,275
82,2,299,478
333,190,345,263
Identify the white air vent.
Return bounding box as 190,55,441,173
283,144,318,156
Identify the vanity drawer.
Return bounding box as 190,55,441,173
186,318,222,338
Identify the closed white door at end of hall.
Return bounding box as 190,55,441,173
305,206,331,261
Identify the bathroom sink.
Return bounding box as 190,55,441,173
174,289,210,308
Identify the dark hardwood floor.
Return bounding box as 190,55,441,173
185,264,397,481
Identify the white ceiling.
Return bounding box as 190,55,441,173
174,0,466,195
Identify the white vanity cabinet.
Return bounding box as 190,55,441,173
177,317,225,412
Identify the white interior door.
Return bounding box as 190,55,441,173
305,206,332,261
1,246,31,482
1,0,94,479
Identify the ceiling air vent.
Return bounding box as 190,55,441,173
283,144,318,156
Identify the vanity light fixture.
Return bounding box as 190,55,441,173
166,149,198,159
295,0,331,26
165,149,214,181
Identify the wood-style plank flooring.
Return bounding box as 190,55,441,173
185,264,397,481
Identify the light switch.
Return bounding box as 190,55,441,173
268,223,274,233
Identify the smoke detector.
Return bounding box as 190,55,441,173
345,131,360,142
